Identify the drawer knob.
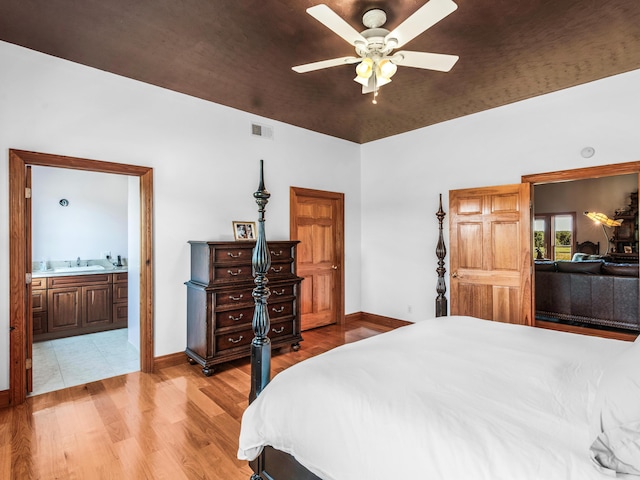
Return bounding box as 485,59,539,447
227,252,242,258
229,294,244,301
272,306,285,313
227,269,242,276
272,289,285,296
272,326,285,334
270,250,283,257
229,313,244,322
270,266,283,273
228,335,244,344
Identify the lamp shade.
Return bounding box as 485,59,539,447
378,59,397,79
584,211,622,227
355,58,373,79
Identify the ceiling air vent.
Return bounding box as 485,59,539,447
251,122,274,140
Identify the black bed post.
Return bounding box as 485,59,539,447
435,193,448,317
249,160,272,404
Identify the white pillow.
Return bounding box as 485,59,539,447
589,337,640,475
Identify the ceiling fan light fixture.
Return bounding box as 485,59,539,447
378,59,397,79
355,58,374,79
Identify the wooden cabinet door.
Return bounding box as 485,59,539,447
48,287,82,332
83,285,112,326
449,183,532,325
32,311,47,336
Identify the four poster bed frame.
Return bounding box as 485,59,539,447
246,162,448,480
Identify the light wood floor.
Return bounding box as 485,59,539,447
1,318,402,480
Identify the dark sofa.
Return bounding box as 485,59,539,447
535,260,640,332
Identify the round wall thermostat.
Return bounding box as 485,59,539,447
580,147,595,158
59,199,69,207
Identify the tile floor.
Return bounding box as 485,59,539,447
30,328,140,396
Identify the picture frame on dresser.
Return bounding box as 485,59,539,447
232,221,256,240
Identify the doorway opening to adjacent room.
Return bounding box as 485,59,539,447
523,162,640,341
8,150,154,406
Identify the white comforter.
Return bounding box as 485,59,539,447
238,316,629,480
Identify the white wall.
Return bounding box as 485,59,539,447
0,41,362,390
534,175,638,247
361,68,640,323
31,166,128,263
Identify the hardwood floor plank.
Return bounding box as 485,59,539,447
2,318,400,479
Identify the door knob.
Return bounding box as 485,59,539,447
331,265,338,270
451,272,458,278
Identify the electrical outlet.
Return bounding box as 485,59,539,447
101,251,111,260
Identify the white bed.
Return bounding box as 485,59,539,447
238,316,640,479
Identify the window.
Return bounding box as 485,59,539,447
534,213,576,261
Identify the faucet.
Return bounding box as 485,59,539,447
76,256,81,266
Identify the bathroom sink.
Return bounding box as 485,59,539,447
53,265,106,273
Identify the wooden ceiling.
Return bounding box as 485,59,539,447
1,0,639,144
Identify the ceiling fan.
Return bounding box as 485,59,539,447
292,0,459,103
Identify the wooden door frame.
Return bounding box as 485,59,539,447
9,149,154,406
290,187,345,326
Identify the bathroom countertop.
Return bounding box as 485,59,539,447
33,266,128,279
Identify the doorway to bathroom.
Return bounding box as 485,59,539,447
9,149,154,406
30,165,138,395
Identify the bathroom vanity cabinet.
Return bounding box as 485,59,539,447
32,272,128,341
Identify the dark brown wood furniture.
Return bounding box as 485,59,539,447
32,272,128,342
185,239,303,377
612,190,639,263
576,240,600,255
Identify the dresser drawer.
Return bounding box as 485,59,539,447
215,320,294,352
268,244,295,263
269,299,294,320
215,305,254,328
268,320,294,339
268,261,294,278
216,328,253,352
214,287,254,308
269,283,295,299
213,265,254,283
213,245,254,264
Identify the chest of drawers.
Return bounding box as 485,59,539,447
185,240,303,376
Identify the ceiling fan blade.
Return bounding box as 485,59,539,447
292,56,360,73
386,0,458,49
393,51,459,72
307,4,367,46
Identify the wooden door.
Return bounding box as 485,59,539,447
290,187,344,330
449,183,532,325
25,166,33,393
